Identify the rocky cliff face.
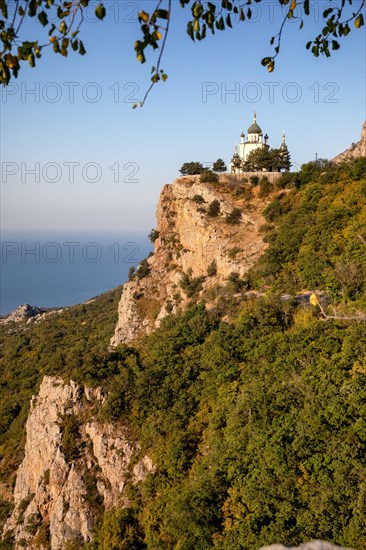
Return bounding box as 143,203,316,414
111,175,271,346
333,121,366,163
3,376,153,549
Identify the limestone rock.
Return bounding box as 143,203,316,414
0,303,47,324
333,121,366,163
111,175,272,346
3,376,154,550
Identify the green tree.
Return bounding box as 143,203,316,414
230,153,243,172
278,146,292,172
258,176,273,198
60,415,81,462
148,229,160,243
98,508,145,550
207,199,220,217
200,169,219,183
225,207,242,225
245,147,272,171
136,258,151,279
179,162,204,175
213,158,227,172
207,260,217,276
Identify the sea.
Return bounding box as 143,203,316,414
0,232,153,316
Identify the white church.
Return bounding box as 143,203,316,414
230,112,288,172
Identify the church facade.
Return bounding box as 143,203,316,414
230,112,288,173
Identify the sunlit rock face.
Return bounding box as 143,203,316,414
111,175,272,346
333,121,366,163
3,376,153,550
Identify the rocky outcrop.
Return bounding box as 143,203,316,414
0,304,48,324
3,376,153,550
259,542,355,550
0,304,67,326
333,121,366,163
111,175,271,346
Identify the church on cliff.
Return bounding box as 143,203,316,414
230,112,289,173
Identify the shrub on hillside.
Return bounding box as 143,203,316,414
180,271,205,298
148,229,160,243
258,177,273,198
136,258,151,279
200,170,219,183
207,199,220,217
225,208,242,225
192,194,205,204
207,260,217,277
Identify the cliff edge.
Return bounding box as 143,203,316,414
333,121,366,163
110,175,274,346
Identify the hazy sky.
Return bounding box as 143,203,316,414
1,0,365,233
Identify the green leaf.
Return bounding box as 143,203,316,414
206,11,214,27
354,14,364,29
332,39,340,50
187,21,194,40
155,9,169,19
323,8,333,18
304,0,310,15
261,57,271,66
28,0,37,17
53,40,60,53
193,3,203,18
0,0,8,19
79,40,86,55
226,14,232,28
27,53,35,67
59,21,67,35
38,11,48,27
95,3,106,20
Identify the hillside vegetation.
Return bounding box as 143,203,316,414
1,158,366,549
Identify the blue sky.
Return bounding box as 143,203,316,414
1,0,365,233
